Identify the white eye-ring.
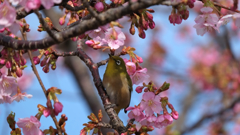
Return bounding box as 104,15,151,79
116,60,121,65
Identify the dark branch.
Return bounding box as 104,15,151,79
1,0,167,50
180,96,240,134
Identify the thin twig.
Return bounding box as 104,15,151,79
34,10,62,42
21,31,63,135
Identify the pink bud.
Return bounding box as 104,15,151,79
129,23,135,35
136,55,143,63
146,12,153,20
85,40,94,46
144,87,149,92
16,66,23,77
54,101,63,116
94,2,104,12
40,57,47,67
136,86,144,93
33,56,40,65
20,58,27,66
171,111,179,120
43,108,51,117
42,65,49,73
0,58,6,64
149,20,155,29
138,27,146,39
59,16,66,25
5,61,12,68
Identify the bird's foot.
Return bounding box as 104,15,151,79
104,104,116,110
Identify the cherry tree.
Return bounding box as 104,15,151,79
1,0,240,134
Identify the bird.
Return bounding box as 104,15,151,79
103,54,133,115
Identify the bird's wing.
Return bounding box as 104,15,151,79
124,74,133,113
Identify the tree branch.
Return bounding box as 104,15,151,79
1,0,167,50
180,96,240,134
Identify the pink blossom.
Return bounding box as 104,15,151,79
104,26,126,49
124,60,136,75
131,68,149,85
17,116,42,135
193,7,219,36
95,2,104,12
0,75,18,95
140,115,157,126
155,114,173,128
54,101,63,116
85,36,105,49
233,13,240,28
19,0,41,12
0,93,12,104
0,1,16,29
217,14,233,29
126,106,145,122
41,0,62,10
86,25,108,38
140,92,162,116
12,92,32,102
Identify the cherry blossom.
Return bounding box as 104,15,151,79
16,116,43,135
193,7,219,36
124,59,136,75
126,106,145,122
0,1,16,29
86,25,108,38
12,91,32,102
41,0,62,9
140,92,162,116
19,0,41,12
104,26,126,49
131,68,149,85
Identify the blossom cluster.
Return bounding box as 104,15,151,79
193,1,240,36
0,68,32,104
85,26,126,50
189,46,240,93
126,82,178,130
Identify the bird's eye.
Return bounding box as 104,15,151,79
116,60,121,65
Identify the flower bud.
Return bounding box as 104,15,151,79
59,15,66,25
6,61,12,68
33,56,40,65
138,27,146,39
43,65,49,73
54,101,63,116
129,23,135,35
40,57,48,67
146,12,153,20
0,58,6,64
136,86,144,93
171,111,179,120
51,64,56,70
16,66,23,77
95,2,104,12
136,55,143,63
43,108,51,117
148,20,155,29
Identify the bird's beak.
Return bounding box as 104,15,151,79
108,54,112,58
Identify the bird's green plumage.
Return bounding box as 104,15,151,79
103,55,132,114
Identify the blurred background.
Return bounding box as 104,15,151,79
1,0,240,135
